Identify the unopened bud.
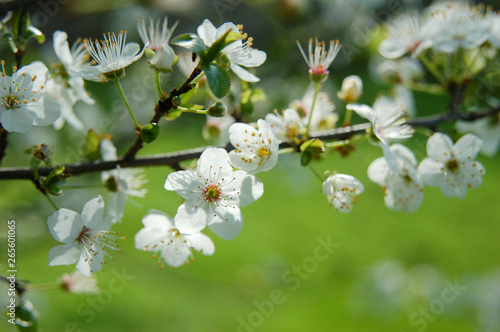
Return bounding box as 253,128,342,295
207,102,227,117
337,75,363,103
33,143,52,161
172,96,182,107
140,123,160,143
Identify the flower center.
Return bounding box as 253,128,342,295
3,95,20,109
446,158,459,173
203,183,221,203
257,147,270,165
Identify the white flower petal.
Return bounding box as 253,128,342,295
48,244,81,266
230,63,260,82
228,171,264,207
1,108,34,133
426,133,454,160
208,205,243,240
454,134,482,162
47,208,83,243
165,169,202,200
81,196,105,229
185,233,215,256
174,202,208,235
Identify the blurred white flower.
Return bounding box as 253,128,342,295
265,108,303,143
134,210,215,268
290,88,337,132
379,13,429,59
368,143,424,212
418,133,485,198
377,57,424,84
100,139,147,223
337,75,363,104
422,2,491,53
347,95,413,145
61,270,99,294
456,116,500,157
322,174,363,213
202,114,235,144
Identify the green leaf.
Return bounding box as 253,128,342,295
201,30,242,66
300,151,312,167
164,109,182,121
42,166,67,196
300,139,325,154
80,129,105,161
140,123,160,143
15,300,38,331
203,63,231,98
11,6,30,40
171,34,206,57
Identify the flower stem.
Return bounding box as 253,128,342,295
343,108,353,126
308,164,324,182
155,70,163,100
419,53,448,87
27,283,60,292
45,194,59,211
115,78,140,129
278,147,296,155
305,81,320,138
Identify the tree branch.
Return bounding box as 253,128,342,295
0,107,498,181
0,125,8,166
122,67,202,161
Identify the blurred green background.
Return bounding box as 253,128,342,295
1,0,500,331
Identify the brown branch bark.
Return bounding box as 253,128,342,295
0,107,498,181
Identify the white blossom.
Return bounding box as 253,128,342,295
228,119,279,174
134,210,215,268
379,13,429,59
337,75,363,104
61,270,99,294
347,95,414,145
456,116,500,157
0,61,60,133
47,196,124,276
265,108,303,143
53,30,95,105
165,147,264,240
297,38,341,81
368,144,424,212
290,88,337,132
197,19,266,82
322,174,364,213
418,133,485,198
422,2,491,53
202,114,235,144
74,31,145,82
137,17,178,72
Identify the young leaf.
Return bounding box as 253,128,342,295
171,33,206,57
203,63,231,98
201,29,242,66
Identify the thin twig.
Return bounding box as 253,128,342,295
0,106,497,181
